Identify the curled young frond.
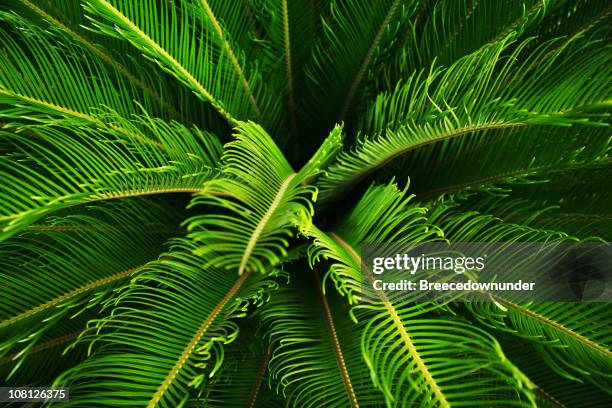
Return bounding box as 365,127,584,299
186,122,318,275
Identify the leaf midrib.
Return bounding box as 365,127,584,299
326,120,525,196
0,266,142,329
199,0,260,116
0,89,167,152
18,0,184,122
495,297,612,358
147,270,251,408
96,0,236,124
313,270,360,408
239,173,297,274
328,232,450,408
417,157,612,200
340,0,401,120
0,330,84,366
281,0,297,132
0,188,201,224
246,346,271,408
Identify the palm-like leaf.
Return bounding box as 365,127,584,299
0,0,609,406
0,199,181,378
260,272,387,407
53,239,282,407
3,0,202,123
0,12,148,126
195,323,283,407
303,0,417,139
303,182,538,406
0,114,220,240
81,0,277,127
470,301,612,392
499,335,612,407
318,32,610,202
427,195,611,394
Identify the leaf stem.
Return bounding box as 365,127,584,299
0,266,142,329
147,270,252,408
328,232,449,407
313,269,360,408
239,173,297,274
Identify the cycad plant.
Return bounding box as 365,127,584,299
0,0,610,406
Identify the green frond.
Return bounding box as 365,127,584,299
423,190,579,243
0,317,88,387
395,119,609,199
431,164,612,240
260,273,386,407
53,239,282,407
302,0,419,139
249,0,326,138
0,199,180,379
302,182,537,406
0,113,221,240
318,34,611,202
424,196,611,393
185,0,286,133
523,0,612,42
297,124,345,185
0,11,150,126
498,335,612,407
382,0,555,84
186,121,316,275
0,1,608,406
81,0,268,126
196,323,283,407
4,0,194,123
470,301,612,393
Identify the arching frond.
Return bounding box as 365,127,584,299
381,0,555,86
307,182,441,303
498,335,612,407
81,0,268,126
0,114,221,240
302,0,419,139
0,316,88,387
53,239,282,408
318,34,611,202
425,196,611,393
302,182,537,406
186,121,318,275
260,273,386,408
0,11,145,123
4,0,193,123
0,199,180,379
249,0,325,138
395,125,609,200
523,0,612,42
430,164,612,240
470,301,612,393
0,1,608,406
